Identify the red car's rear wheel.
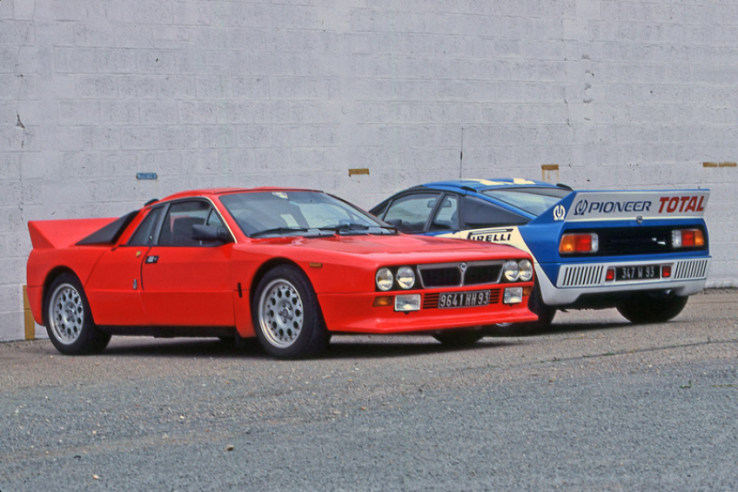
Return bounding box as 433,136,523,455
44,273,111,355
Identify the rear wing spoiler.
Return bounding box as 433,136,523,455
28,210,139,250
532,189,710,224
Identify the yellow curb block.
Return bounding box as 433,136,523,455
23,285,35,340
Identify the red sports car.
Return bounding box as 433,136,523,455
27,188,537,358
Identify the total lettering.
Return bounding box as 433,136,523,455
658,195,706,214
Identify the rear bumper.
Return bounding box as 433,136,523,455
318,284,537,334
537,257,710,306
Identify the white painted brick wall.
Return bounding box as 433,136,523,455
1,0,736,340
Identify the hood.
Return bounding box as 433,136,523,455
246,233,529,263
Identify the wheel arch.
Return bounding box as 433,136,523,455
41,267,83,325
249,258,311,304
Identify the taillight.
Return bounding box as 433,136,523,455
559,233,599,254
672,229,705,248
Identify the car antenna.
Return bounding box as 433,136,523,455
556,183,573,190
144,198,159,206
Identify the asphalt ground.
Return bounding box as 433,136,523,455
1,290,736,491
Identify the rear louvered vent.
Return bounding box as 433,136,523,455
559,265,604,287
674,259,709,280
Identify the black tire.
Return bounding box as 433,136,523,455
252,265,330,359
43,273,111,355
433,327,485,346
617,293,689,324
490,283,555,336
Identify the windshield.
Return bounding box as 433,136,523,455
482,187,571,216
220,191,395,237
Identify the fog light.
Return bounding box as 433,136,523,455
395,294,421,312
606,268,615,281
503,287,523,304
662,265,672,278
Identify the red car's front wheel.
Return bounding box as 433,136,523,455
252,265,329,359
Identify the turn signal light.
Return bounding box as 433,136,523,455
559,233,599,254
373,296,393,307
672,229,704,248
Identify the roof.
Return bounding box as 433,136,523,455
422,178,562,192
151,187,322,204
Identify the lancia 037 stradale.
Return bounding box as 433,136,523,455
27,188,537,358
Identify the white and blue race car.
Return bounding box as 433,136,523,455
370,178,710,328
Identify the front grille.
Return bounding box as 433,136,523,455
559,265,604,287
465,264,502,286
566,226,707,257
420,267,461,288
423,289,501,309
674,259,709,279
418,261,504,288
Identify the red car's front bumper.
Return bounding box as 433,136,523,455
318,284,537,334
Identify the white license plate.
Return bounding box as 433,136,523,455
438,290,490,309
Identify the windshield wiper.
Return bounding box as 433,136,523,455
250,227,310,238
318,223,371,235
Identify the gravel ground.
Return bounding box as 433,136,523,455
1,290,736,491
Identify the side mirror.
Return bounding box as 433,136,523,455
192,225,233,244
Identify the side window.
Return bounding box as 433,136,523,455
371,201,389,219
206,209,224,228
158,201,211,247
429,195,459,232
128,207,164,246
462,196,529,229
383,194,440,233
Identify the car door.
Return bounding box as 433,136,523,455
141,199,235,327
84,206,165,326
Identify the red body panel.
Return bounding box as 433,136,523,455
141,245,235,326
26,188,537,337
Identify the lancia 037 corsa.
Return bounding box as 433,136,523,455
371,178,710,329
26,188,537,359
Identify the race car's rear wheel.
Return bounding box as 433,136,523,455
616,292,689,324
253,265,329,359
433,327,484,346
44,273,111,355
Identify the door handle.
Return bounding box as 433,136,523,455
145,256,159,264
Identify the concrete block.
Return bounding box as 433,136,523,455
58,100,100,125
0,20,34,46
74,76,119,99
54,47,96,73
120,127,160,150
95,49,137,74
139,100,179,125
160,126,199,150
